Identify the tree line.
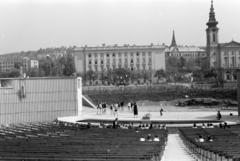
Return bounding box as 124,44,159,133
0,54,76,78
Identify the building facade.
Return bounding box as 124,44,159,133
74,44,166,84
0,58,39,72
165,31,206,61
204,0,240,81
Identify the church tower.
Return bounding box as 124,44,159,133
206,0,219,69
170,30,177,48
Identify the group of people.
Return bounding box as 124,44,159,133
112,118,167,130
195,134,213,142
96,101,139,118
140,134,160,142
96,102,108,115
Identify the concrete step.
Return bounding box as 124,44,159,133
161,134,196,161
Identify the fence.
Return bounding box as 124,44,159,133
82,84,189,95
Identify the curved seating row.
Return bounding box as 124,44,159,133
179,125,240,161
0,121,168,161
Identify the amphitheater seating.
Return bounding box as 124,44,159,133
179,125,240,161
0,122,168,161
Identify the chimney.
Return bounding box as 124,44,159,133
151,43,153,46
102,44,105,47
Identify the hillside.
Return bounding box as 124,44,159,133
0,46,75,60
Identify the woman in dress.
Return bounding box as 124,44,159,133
133,102,138,118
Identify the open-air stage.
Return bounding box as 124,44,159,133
58,107,239,127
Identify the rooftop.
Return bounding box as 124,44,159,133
74,43,166,51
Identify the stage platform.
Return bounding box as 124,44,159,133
57,107,239,127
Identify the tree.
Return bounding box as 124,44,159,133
62,54,75,76
166,56,180,67
26,68,39,77
195,57,202,67
14,62,23,69
84,70,96,85
154,69,166,80
141,70,150,83
186,59,196,72
179,57,186,67
7,69,21,78
204,68,218,78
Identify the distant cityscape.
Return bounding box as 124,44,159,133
0,0,239,84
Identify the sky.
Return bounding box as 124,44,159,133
0,0,240,55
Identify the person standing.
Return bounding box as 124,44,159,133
128,102,131,112
113,118,118,129
110,104,113,115
160,108,164,116
133,102,138,118
216,111,222,120
114,103,118,116
159,104,164,116
120,101,124,112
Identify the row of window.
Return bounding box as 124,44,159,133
223,57,240,68
88,52,152,58
1,68,27,72
224,51,240,56
89,59,152,65
1,65,27,68
89,58,152,64
168,53,205,57
88,66,152,72
0,61,27,65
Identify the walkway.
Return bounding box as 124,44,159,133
162,134,196,161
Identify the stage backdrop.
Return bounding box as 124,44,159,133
0,77,82,125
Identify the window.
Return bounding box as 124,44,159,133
224,57,228,67
101,53,104,57
95,60,97,64
107,54,109,57
113,53,115,57
118,52,121,57
89,61,91,65
125,52,127,57
94,53,97,57
136,52,139,56
143,52,145,56
137,58,140,63
88,54,91,57
213,33,216,42
148,51,152,56
101,60,103,64
232,57,235,67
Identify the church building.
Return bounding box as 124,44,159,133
165,31,206,62
203,0,240,81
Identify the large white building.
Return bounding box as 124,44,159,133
74,43,166,84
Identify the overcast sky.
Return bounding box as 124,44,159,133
0,0,239,54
